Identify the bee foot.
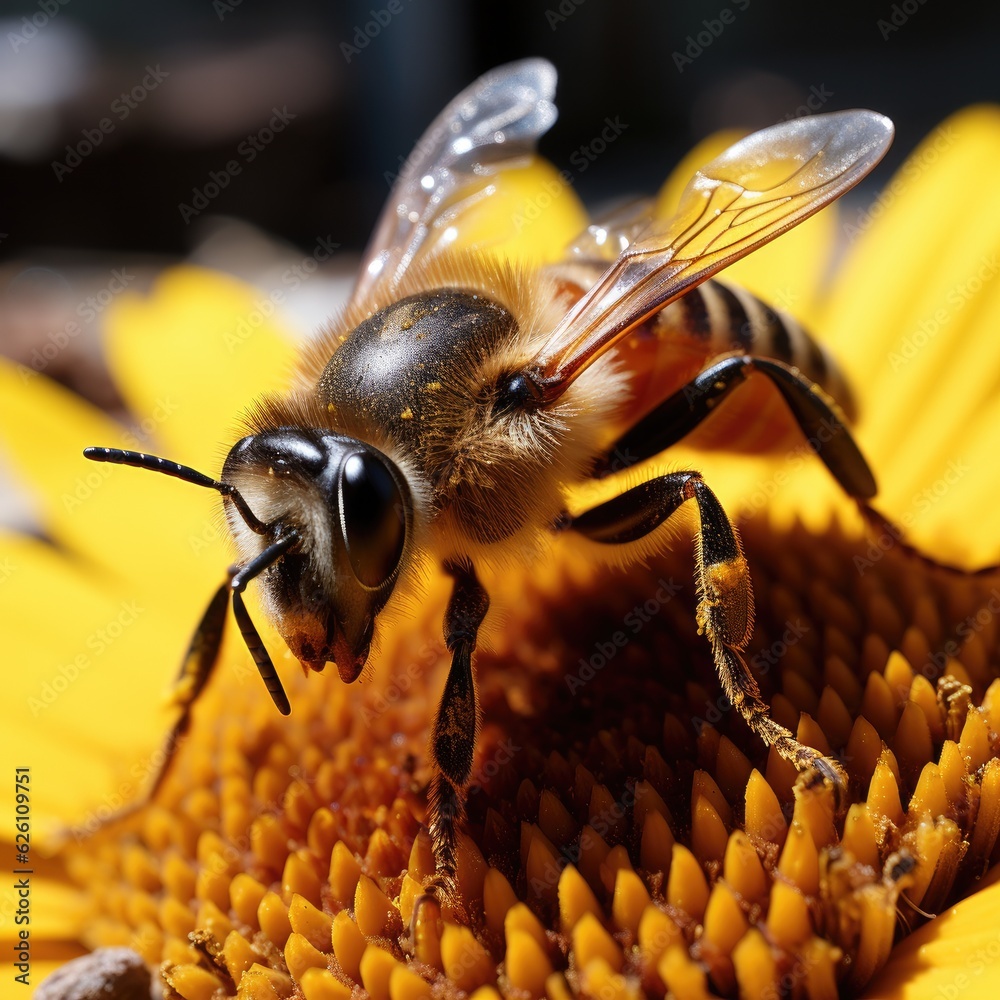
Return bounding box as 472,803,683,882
407,887,443,958
795,754,848,814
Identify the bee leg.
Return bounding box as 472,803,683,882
61,583,229,842
420,559,489,905
594,354,876,500
563,470,847,805
152,582,230,791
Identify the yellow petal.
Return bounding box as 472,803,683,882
102,266,298,473
822,106,1000,560
0,532,185,828
0,359,224,595
862,870,1000,999
440,157,588,266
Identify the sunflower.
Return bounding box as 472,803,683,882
3,104,1000,1000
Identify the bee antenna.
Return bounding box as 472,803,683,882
83,446,268,535
229,530,301,716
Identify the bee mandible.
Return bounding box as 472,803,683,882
85,60,893,892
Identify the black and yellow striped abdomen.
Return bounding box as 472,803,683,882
656,277,854,420
548,255,856,454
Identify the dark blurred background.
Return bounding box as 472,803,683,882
0,0,996,444
1,0,996,261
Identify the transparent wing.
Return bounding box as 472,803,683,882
563,197,656,264
348,59,558,310
529,110,894,401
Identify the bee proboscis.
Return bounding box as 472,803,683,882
85,60,894,896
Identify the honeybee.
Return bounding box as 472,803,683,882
85,60,893,892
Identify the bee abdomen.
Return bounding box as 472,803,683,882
662,278,855,419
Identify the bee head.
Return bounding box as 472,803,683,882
222,428,409,682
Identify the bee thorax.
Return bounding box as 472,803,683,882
318,289,567,544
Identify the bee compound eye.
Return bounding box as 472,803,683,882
339,452,406,588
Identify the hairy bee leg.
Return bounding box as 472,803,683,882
62,583,229,842
563,470,847,803
153,581,230,789
594,354,876,500
422,559,490,902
